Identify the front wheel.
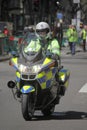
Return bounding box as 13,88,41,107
21,93,35,120
41,105,55,116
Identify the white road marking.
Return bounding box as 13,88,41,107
79,83,87,93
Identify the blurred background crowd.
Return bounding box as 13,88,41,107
0,0,87,55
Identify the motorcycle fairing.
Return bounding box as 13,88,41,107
21,85,35,93
37,58,57,90
16,71,20,82
9,57,21,90
10,57,18,70
59,69,70,88
43,57,53,65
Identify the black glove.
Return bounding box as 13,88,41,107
51,54,59,60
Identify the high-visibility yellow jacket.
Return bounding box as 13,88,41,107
24,38,60,56
73,29,78,42
66,28,74,42
81,29,86,40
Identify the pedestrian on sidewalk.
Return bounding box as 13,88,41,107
66,24,75,55
73,25,78,54
80,25,87,52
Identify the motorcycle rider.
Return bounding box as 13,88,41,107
24,22,64,98
39,22,68,97
36,22,60,57
24,21,60,62
24,22,61,73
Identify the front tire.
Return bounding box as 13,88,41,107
21,93,35,121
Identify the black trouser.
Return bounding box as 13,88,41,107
83,39,86,51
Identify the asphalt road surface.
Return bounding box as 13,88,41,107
0,51,87,130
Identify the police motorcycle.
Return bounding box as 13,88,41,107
7,32,70,121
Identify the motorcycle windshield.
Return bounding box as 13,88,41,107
21,33,43,63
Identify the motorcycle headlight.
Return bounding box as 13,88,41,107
18,64,42,73
18,64,27,73
32,64,42,73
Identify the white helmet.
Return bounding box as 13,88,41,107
36,22,51,39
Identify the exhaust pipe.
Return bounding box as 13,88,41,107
7,80,16,89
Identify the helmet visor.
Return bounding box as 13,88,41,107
36,29,47,38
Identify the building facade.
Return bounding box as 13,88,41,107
0,0,86,31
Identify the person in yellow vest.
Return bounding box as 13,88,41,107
73,25,78,44
24,21,62,98
73,25,78,55
66,24,75,55
80,25,87,52
24,22,60,59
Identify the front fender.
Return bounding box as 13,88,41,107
21,85,35,93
